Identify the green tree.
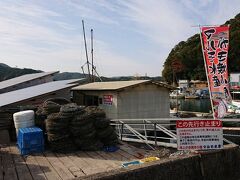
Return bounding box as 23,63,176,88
162,13,240,84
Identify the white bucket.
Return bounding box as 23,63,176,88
13,110,35,136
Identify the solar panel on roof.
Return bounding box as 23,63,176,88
0,71,58,90
0,79,84,107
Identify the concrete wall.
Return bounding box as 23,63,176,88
117,84,170,119
80,144,240,180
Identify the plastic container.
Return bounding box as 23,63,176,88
18,127,44,149
17,127,44,155
18,145,44,155
13,110,35,135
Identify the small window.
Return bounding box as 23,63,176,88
84,95,99,106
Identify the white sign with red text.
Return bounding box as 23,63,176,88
176,120,223,150
103,95,113,105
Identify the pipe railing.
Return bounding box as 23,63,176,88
111,118,240,149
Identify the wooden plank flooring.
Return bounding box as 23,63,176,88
0,143,149,180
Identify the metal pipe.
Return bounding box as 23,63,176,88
82,20,91,81
91,29,94,82
121,123,124,141
154,123,157,147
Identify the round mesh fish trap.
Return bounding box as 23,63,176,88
94,118,110,129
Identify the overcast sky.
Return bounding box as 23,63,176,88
0,0,239,77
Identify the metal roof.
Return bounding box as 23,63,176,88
72,80,173,91
0,79,84,107
0,71,59,90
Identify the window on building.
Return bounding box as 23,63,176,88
99,98,103,105
84,95,99,106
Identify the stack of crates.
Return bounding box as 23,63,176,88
17,127,44,155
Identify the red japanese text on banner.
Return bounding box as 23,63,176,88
201,26,231,118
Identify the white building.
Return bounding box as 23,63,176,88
230,73,240,89
72,80,173,119
178,80,189,92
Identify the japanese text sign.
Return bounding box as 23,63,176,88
176,120,223,150
201,26,231,118
103,95,113,105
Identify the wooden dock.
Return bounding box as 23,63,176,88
0,143,150,180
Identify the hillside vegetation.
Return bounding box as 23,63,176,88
162,13,240,84
0,63,41,81
0,63,162,82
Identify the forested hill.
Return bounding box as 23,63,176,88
162,13,240,84
0,63,163,82
0,63,41,81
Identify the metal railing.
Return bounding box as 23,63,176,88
111,118,240,150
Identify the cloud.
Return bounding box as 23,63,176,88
0,2,61,18
0,0,160,76
208,0,240,24
61,0,120,25
115,1,195,46
93,40,153,77
0,0,239,77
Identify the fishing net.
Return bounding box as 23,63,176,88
42,101,61,114
34,101,119,152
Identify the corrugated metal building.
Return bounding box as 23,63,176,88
72,80,173,119
0,71,58,94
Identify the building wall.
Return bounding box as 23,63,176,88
98,91,118,119
191,82,208,89
0,75,54,94
230,73,240,89
230,73,240,83
117,84,170,119
178,80,189,89
73,90,119,119
72,84,170,119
